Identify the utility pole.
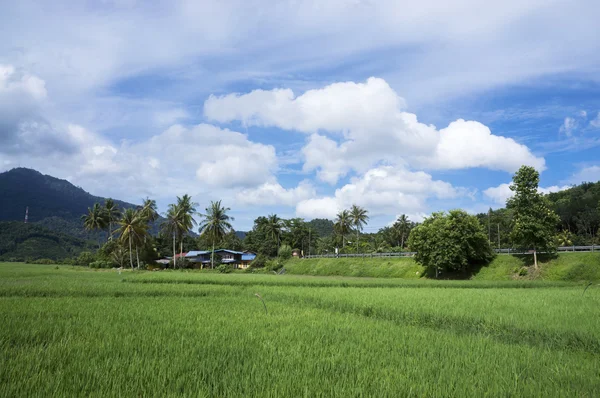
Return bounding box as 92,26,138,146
488,208,491,244
24,206,28,223
308,228,311,257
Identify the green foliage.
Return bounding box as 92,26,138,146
307,218,334,237
408,210,494,277
278,244,293,260
284,257,423,278
0,221,90,261
508,166,560,254
89,260,113,269
76,252,96,267
31,258,56,265
217,263,233,273
249,254,268,268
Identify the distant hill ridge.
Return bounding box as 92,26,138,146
0,168,142,239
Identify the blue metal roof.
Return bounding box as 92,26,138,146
185,251,210,257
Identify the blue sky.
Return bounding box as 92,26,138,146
1,0,599,231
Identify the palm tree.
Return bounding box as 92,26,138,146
161,204,185,269
82,203,107,248
263,214,283,251
140,198,159,223
115,208,147,270
103,199,121,241
198,200,234,269
393,214,410,249
334,210,352,248
175,194,198,258
350,204,369,254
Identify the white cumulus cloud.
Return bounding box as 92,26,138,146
205,77,545,184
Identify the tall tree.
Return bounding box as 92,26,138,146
350,205,369,253
103,199,121,241
198,200,234,269
115,208,147,270
82,203,107,247
140,198,159,224
263,214,283,250
334,210,352,248
393,214,411,248
175,194,198,258
507,166,560,269
160,204,185,268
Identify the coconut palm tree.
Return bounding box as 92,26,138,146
263,214,283,251
198,200,234,269
175,194,198,258
82,203,107,248
103,198,121,241
393,214,411,249
115,208,147,270
350,204,369,254
334,210,352,248
161,204,185,269
140,198,159,223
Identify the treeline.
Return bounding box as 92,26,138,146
0,221,92,261
477,180,600,247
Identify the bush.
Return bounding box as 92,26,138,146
217,263,234,273
169,257,193,269
250,254,268,268
518,267,528,276
32,258,56,264
266,259,283,272
76,251,95,267
89,260,113,269
278,244,292,260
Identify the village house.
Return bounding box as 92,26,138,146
185,249,256,269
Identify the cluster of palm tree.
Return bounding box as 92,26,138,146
82,198,158,269
160,195,198,269
334,205,369,252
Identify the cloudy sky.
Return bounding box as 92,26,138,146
1,0,599,231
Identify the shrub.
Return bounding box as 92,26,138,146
278,244,292,260
76,251,95,267
518,267,528,276
250,254,267,268
169,257,193,269
217,263,233,273
32,258,56,265
266,259,283,272
89,260,113,269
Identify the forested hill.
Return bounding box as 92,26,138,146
0,221,91,261
0,168,138,238
478,180,600,247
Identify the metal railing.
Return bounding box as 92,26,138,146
302,245,598,259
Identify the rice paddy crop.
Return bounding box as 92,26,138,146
1,262,599,396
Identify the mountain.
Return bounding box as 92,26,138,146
0,221,92,261
0,168,145,239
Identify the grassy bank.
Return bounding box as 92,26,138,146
284,252,600,281
1,263,599,396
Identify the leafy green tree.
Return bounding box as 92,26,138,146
334,210,352,248
408,210,493,278
115,208,148,269
198,200,234,269
82,203,108,247
507,166,560,269
350,204,369,254
103,199,121,241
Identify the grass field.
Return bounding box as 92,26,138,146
284,252,600,281
1,263,600,396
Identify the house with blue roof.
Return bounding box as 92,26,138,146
185,249,256,269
